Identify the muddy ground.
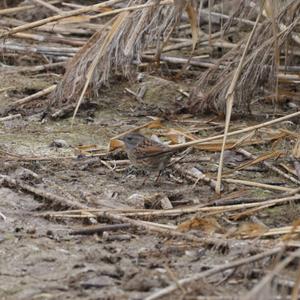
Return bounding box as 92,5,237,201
1,71,300,300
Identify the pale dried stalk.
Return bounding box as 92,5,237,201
0,0,124,38
0,0,60,15
237,148,300,185
244,248,300,300
71,12,129,124
260,225,300,237
98,211,229,246
224,178,296,193
216,11,262,194
146,247,283,300
41,194,300,219
13,85,56,105
167,110,300,151
31,0,63,14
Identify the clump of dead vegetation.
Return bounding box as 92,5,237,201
48,0,300,118
188,0,300,116
50,0,181,114
0,0,299,118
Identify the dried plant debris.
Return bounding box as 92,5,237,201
1,1,300,300
0,0,299,119
49,0,180,113
187,0,300,116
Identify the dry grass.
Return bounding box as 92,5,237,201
50,0,179,111
188,0,300,116
1,1,300,299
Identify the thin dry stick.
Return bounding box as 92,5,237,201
13,85,56,105
0,211,7,221
71,12,129,125
260,226,300,237
237,148,300,185
208,0,212,46
200,9,258,26
230,149,282,172
0,0,172,38
232,199,299,220
90,0,173,21
155,27,236,53
223,178,296,193
291,263,300,300
43,193,300,219
11,32,86,47
286,187,300,196
216,11,262,194
145,247,283,300
0,0,61,15
0,43,77,57
142,53,220,68
2,62,65,74
244,248,300,300
69,223,131,235
268,0,280,106
99,211,229,247
0,0,123,38
31,0,63,14
0,114,22,122
0,175,88,210
164,265,187,295
166,111,300,151
206,194,300,219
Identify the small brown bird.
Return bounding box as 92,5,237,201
119,132,174,182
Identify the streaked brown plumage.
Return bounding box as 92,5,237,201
120,132,174,180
